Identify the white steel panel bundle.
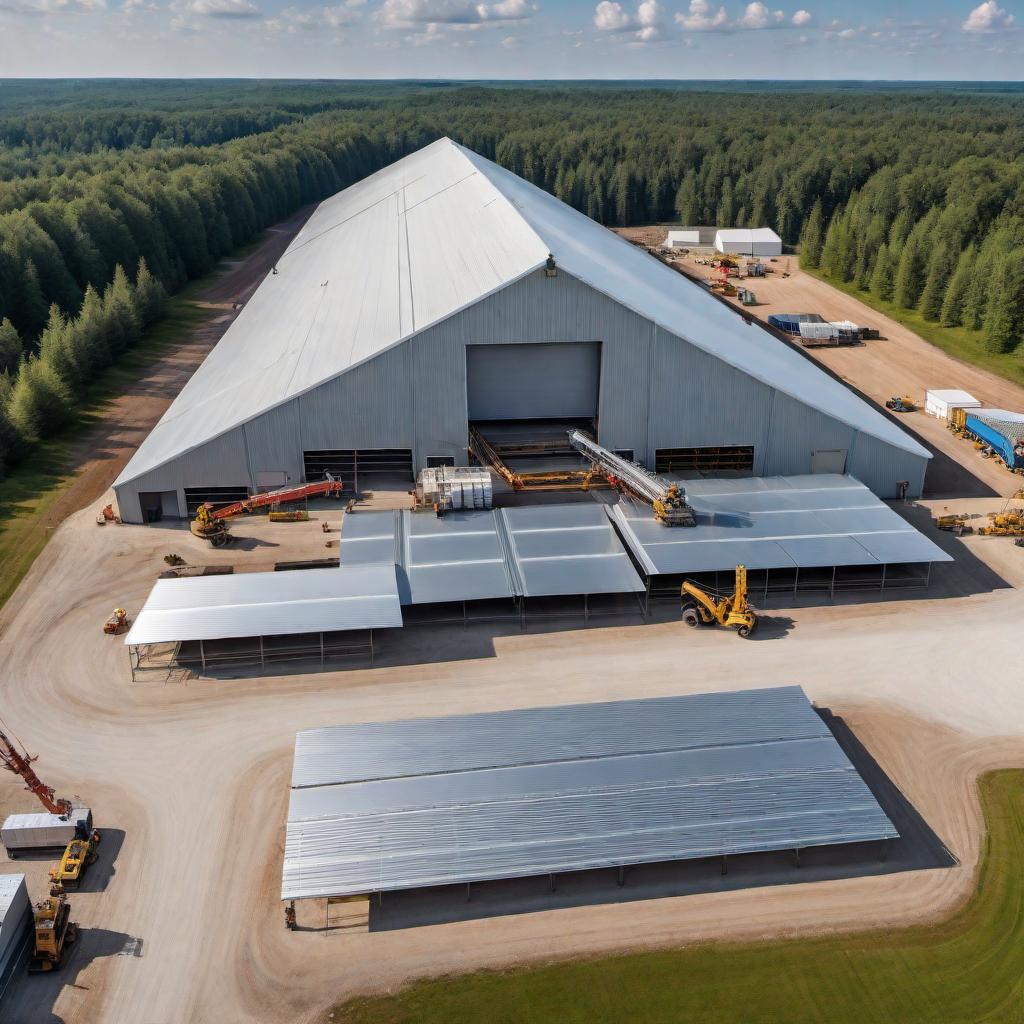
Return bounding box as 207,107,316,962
0,874,30,1000
282,686,898,900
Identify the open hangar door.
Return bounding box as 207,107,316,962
467,342,601,422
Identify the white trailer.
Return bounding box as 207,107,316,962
924,389,981,419
1,807,92,857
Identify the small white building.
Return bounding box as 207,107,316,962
924,389,981,419
714,228,782,257
662,229,700,249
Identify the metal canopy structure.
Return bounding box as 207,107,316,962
338,503,644,605
496,504,644,597
124,563,402,646
282,686,898,901
609,474,952,577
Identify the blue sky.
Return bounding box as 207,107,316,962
0,0,1020,79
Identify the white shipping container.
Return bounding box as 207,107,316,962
1,807,91,853
924,389,981,419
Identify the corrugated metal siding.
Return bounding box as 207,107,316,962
847,431,927,499
764,392,856,478
243,402,304,486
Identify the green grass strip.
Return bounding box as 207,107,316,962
804,268,1024,389
334,769,1024,1024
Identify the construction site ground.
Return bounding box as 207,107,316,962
1,227,1024,1023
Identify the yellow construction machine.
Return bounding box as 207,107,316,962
681,565,759,638
977,503,1024,537
935,512,975,536
885,395,916,413
29,894,77,973
49,830,101,895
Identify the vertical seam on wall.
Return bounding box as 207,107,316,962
763,389,776,475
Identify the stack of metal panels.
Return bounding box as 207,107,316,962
609,474,951,576
282,685,898,901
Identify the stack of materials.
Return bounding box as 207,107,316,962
0,874,30,1000
416,466,493,513
768,312,823,334
798,320,861,346
1,808,92,857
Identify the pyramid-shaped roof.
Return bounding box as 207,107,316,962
116,138,927,487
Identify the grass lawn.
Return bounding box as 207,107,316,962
334,770,1024,1024
804,268,1024,389
0,298,212,611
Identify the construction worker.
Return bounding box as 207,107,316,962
285,901,297,931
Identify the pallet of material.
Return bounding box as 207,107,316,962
1,808,92,855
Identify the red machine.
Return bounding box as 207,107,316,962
0,726,72,817
191,474,343,545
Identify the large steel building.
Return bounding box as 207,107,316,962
113,138,930,524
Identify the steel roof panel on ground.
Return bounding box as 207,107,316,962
282,686,897,900
124,564,402,646
609,474,951,577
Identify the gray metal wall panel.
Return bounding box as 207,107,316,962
764,392,856,478
297,344,414,452
847,431,927,499
648,325,774,470
243,403,304,486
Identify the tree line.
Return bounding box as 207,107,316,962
2,82,1023,477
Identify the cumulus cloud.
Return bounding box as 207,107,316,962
962,0,1013,31
674,0,726,30
791,7,810,24
675,0,795,31
594,0,664,39
380,0,533,27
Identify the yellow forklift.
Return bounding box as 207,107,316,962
49,829,101,895
681,565,759,638
29,895,78,973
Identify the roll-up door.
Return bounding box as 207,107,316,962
467,342,601,421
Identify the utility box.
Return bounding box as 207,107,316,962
1,808,92,856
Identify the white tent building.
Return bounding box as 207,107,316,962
715,228,782,257
924,389,981,419
113,139,930,523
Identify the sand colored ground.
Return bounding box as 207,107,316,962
1,226,1024,1023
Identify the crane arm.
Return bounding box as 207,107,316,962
0,728,72,817
202,473,344,522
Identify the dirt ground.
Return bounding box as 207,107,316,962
1,224,1024,1022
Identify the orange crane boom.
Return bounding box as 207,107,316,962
0,728,72,817
204,474,344,521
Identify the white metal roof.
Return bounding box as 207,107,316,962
925,389,979,406
610,474,952,576
124,564,402,645
715,227,782,244
116,140,927,487
282,686,897,900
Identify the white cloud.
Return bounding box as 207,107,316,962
595,0,664,39
187,0,259,17
791,7,810,24
264,3,358,31
500,31,518,43
737,2,769,27
381,0,533,27
675,0,793,31
674,0,726,30
594,0,630,28
962,0,1013,31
